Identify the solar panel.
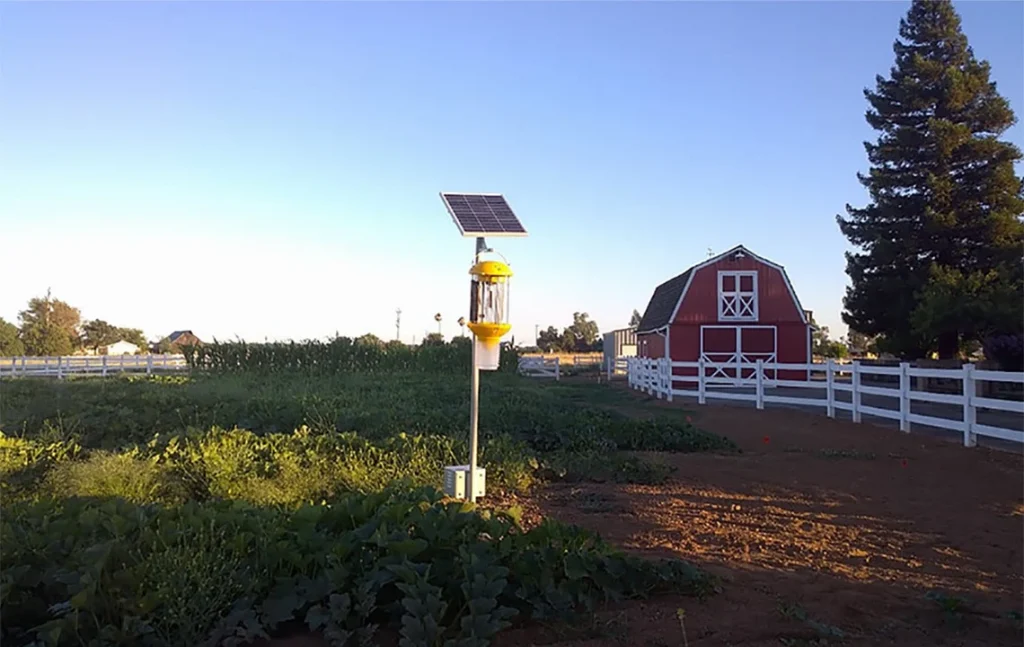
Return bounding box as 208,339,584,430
440,192,528,237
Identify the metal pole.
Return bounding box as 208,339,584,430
469,345,480,502
467,236,486,503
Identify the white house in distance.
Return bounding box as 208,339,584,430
104,340,140,355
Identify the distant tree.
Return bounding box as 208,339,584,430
155,338,174,354
0,317,25,356
117,328,147,352
355,333,385,347
629,309,642,327
422,332,445,346
810,317,849,359
536,326,562,353
18,290,81,355
20,323,73,356
564,312,599,350
836,0,1024,359
81,319,119,353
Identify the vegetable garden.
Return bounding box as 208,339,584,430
0,341,733,647
3,340,1021,646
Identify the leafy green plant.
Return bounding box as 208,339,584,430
1,488,718,647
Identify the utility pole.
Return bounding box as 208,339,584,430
534,324,539,345
395,308,402,341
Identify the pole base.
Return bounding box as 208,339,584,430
443,465,486,499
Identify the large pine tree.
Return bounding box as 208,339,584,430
838,0,1024,359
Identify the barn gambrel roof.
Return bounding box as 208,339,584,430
635,268,695,334
635,245,807,334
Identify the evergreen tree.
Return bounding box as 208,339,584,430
0,317,25,356
837,0,1024,359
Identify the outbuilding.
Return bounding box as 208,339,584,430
635,245,811,383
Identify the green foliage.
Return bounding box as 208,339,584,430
0,373,734,458
117,328,148,351
19,322,74,357
18,290,81,356
836,0,1024,359
81,319,121,353
911,265,1023,356
0,317,25,356
810,318,848,359
536,312,602,353
188,337,520,375
0,489,717,647
0,432,82,500
0,368,732,646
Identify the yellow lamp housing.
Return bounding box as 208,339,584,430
467,259,512,370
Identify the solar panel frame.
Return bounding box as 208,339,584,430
440,192,528,238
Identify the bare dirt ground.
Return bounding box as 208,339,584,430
491,397,1024,646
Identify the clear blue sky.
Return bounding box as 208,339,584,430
2,1,1021,345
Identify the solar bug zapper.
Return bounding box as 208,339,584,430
438,192,527,502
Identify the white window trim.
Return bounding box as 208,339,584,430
718,271,758,322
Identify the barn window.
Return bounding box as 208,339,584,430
718,271,758,321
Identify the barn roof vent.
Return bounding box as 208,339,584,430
731,250,746,261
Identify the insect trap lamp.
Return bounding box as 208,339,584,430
467,259,512,371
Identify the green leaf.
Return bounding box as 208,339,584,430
564,553,588,581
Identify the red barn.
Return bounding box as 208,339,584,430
635,245,811,383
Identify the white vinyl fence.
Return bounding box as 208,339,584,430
623,357,1024,447
518,356,561,380
0,354,188,378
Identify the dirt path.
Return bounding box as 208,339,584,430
493,404,1024,646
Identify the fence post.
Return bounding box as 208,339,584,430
898,362,910,433
147,354,153,376
851,361,861,423
44,356,50,372
554,358,560,382
606,357,612,382
102,355,108,377
663,358,673,402
57,357,63,380
755,359,764,410
655,358,664,399
698,357,706,405
119,354,125,372
962,364,976,447
825,358,835,418
19,356,25,375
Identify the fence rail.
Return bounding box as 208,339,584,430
623,357,1024,447
1,355,188,378
518,356,561,380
